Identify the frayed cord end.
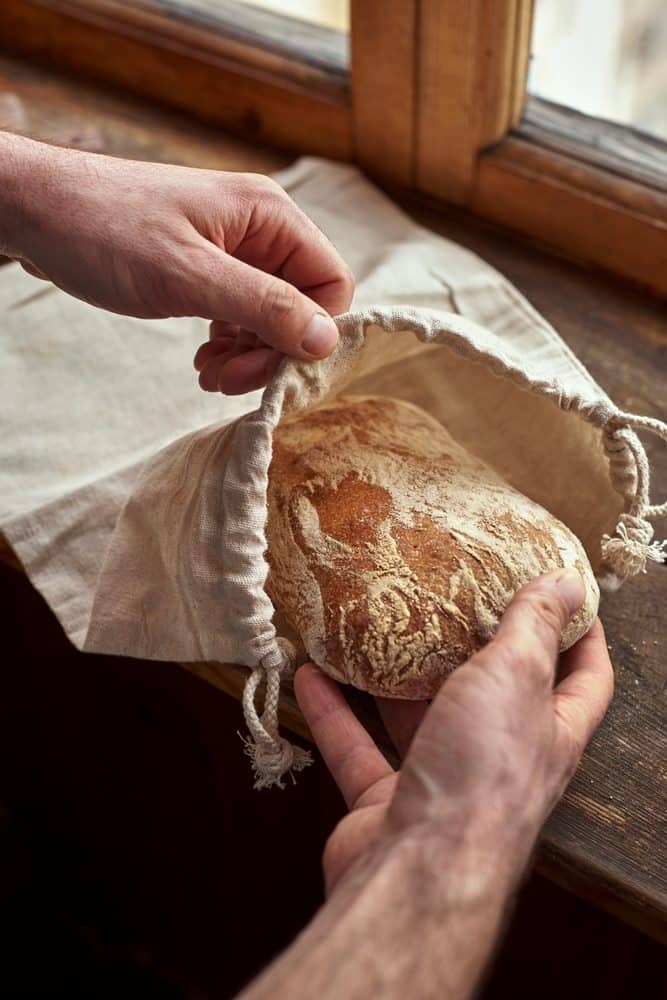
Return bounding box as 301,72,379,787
240,646,312,790
601,513,666,582
239,731,312,790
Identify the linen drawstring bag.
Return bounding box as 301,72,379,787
84,304,667,788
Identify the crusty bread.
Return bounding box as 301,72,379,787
265,395,599,699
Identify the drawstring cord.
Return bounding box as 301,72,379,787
601,412,667,585
240,638,312,789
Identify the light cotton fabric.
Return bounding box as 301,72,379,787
1,158,665,786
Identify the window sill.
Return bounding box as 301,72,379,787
3,0,353,157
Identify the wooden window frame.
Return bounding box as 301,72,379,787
2,0,667,295
2,0,353,157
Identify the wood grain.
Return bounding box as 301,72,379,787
0,53,291,170
415,0,533,203
508,0,533,125
521,97,667,194
474,0,533,148
349,0,418,186
28,0,349,92
2,0,352,159
471,136,667,298
411,2,667,295
0,52,665,939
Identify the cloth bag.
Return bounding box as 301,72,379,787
84,303,667,788
2,158,664,788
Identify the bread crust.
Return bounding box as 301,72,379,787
266,395,599,698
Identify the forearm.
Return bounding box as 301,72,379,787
242,824,529,1000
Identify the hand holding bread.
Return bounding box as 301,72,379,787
266,395,599,698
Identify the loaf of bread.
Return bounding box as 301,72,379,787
265,395,599,699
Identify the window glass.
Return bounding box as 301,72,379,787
529,0,667,142
121,1,350,71
167,0,348,32
236,0,348,31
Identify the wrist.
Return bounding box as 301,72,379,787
352,812,531,915
246,818,524,1000
0,133,79,260
329,823,525,998
383,795,541,899
0,133,39,257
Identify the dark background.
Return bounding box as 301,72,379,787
0,563,663,998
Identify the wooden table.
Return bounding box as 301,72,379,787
1,52,665,943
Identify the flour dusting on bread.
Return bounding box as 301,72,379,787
265,395,599,698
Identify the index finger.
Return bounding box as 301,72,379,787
263,201,354,317
236,191,355,317
294,663,394,809
553,618,614,752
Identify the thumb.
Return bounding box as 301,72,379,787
478,569,585,692
193,248,339,360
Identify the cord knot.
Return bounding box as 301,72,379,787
601,513,666,580
241,639,312,790
241,734,312,791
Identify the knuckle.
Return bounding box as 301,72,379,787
534,592,566,636
260,279,300,324
228,173,287,224
492,587,566,683
245,172,286,202
521,588,567,645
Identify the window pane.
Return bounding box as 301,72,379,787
237,1,348,31
529,0,667,142
168,0,348,32
119,2,350,74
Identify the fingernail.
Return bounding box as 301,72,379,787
555,569,585,616
301,314,338,358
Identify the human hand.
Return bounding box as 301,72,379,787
295,570,613,895
3,135,353,394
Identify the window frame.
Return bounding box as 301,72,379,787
2,0,353,158
3,0,667,295
352,0,667,296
